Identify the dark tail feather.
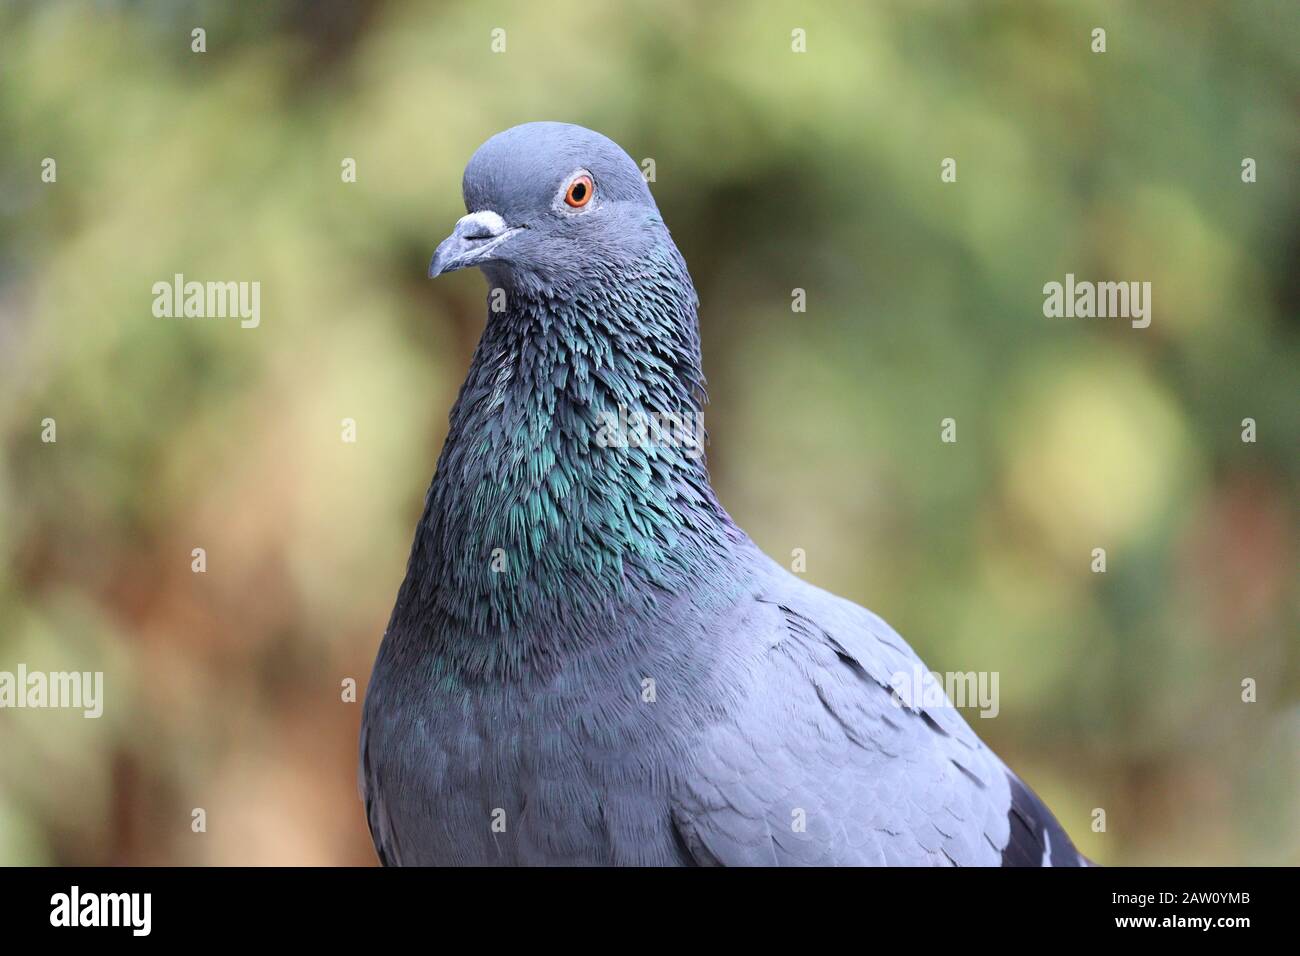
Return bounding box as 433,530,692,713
1000,772,1090,867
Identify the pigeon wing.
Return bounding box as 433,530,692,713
671,561,1081,866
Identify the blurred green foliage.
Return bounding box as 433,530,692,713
0,0,1296,865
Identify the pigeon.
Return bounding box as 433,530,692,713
360,121,1089,866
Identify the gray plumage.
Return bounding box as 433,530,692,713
360,122,1087,866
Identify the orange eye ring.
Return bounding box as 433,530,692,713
564,174,594,208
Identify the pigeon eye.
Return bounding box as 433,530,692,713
564,174,594,208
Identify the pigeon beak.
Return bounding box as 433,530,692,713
428,210,519,278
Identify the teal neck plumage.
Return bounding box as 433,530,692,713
392,242,735,661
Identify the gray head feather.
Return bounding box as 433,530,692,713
429,122,664,293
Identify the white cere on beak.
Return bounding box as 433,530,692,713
457,210,509,239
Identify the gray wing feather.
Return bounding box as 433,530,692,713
672,558,1013,866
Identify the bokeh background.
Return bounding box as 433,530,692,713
0,0,1296,866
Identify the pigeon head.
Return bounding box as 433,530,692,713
428,122,663,292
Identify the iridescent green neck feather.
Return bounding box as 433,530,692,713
391,237,736,665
